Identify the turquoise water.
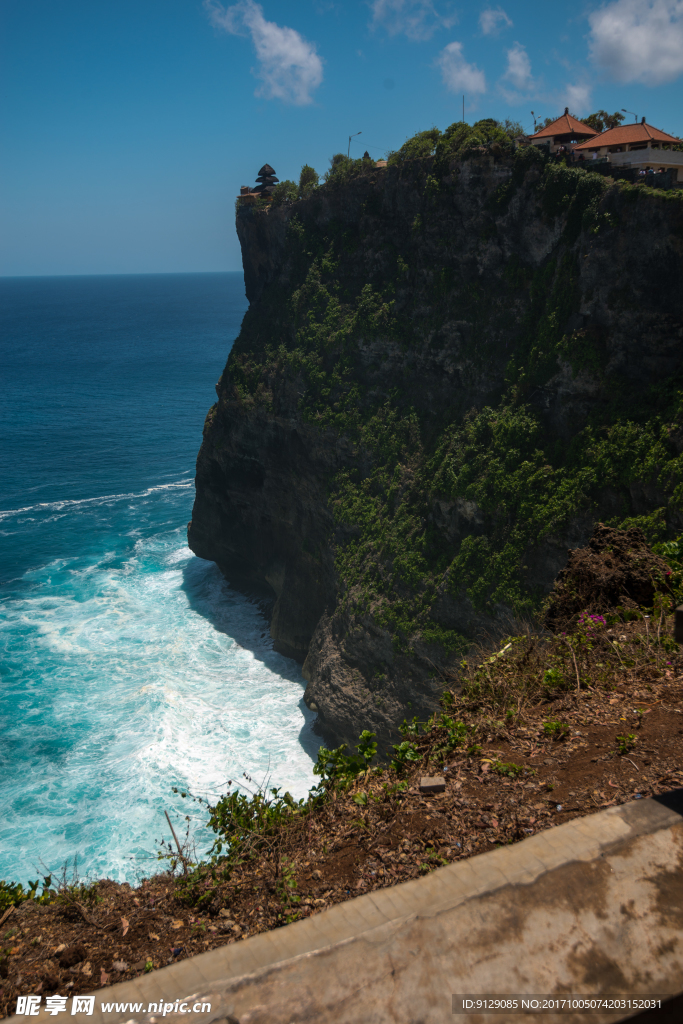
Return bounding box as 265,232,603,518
0,273,318,884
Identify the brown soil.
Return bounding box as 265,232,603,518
2,638,682,1018
544,523,672,631
2,526,683,1019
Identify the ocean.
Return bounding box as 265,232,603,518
0,272,319,885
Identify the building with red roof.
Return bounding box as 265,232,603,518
526,108,599,154
574,118,682,181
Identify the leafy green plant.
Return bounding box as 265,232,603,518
543,720,570,740
432,715,469,761
382,780,409,800
277,858,301,923
390,741,421,773
313,730,379,788
491,760,525,778
616,733,637,755
399,717,422,738
543,668,564,689
357,730,378,764
653,534,683,604
206,786,307,863
441,716,468,745
57,877,102,908
419,847,448,873
0,876,53,914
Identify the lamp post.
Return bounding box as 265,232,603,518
531,110,537,130
348,132,362,158
621,108,637,123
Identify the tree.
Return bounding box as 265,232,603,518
328,153,347,173
583,110,625,133
298,164,319,196
272,180,298,205
391,128,442,162
438,119,513,156
497,118,526,139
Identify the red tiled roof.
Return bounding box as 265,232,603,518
575,122,680,150
530,112,599,139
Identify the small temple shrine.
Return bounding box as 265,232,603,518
238,164,279,203
526,108,599,154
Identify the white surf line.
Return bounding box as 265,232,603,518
0,480,195,521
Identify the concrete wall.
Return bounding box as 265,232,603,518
20,790,683,1024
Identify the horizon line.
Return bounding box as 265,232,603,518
0,269,244,280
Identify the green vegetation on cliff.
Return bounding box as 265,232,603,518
222,135,683,666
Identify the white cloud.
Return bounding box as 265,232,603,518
435,41,487,93
369,0,457,42
588,0,683,85
502,42,532,90
497,41,540,102
563,81,592,113
204,0,324,104
479,7,512,35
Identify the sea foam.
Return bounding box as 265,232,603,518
1,272,316,885
0,487,318,885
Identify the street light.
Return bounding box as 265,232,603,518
348,132,362,158
621,108,637,123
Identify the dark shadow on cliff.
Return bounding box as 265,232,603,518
181,555,321,763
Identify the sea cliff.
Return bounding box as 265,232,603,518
189,139,683,749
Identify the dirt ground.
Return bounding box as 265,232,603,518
2,644,682,1018
2,524,683,1018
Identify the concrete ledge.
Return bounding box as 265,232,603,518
25,791,683,1024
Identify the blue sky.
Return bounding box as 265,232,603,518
3,0,683,276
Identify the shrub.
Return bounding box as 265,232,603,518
313,730,379,786
272,180,298,205
491,759,525,778
324,153,374,185
543,719,570,739
0,877,53,914
390,740,421,773
299,164,319,196
435,119,514,163
388,128,441,165
387,119,519,171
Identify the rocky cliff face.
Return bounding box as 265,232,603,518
189,149,683,750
